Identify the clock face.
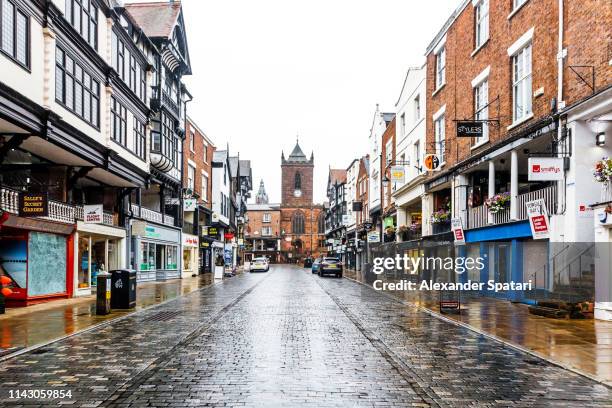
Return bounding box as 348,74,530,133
294,189,302,198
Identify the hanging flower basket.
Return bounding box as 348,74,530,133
431,209,450,224
485,192,511,214
593,157,612,183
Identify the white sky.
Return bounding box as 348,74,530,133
178,0,460,203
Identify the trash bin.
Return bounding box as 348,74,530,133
96,273,112,315
110,269,137,309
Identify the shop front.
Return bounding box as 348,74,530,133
0,215,74,306
182,233,199,278
75,221,126,296
131,220,181,282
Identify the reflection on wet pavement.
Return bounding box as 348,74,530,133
344,268,612,386
0,273,215,351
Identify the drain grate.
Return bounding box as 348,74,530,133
141,311,182,322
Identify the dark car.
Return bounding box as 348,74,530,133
311,258,322,274
303,257,313,268
318,257,343,278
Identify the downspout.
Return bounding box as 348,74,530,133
557,0,566,217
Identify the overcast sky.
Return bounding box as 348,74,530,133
178,0,459,203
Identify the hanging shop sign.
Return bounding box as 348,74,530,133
237,238,244,246
183,199,197,212
352,201,363,212
423,154,441,171
19,192,48,218
342,215,351,226
83,204,103,224
224,232,235,240
182,234,199,247
528,157,564,181
526,199,550,239
390,166,405,183
212,212,220,222
450,217,465,245
367,232,380,243
383,217,394,228
204,226,219,238
456,121,483,138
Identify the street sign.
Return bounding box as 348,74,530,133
456,121,483,138
423,154,441,171
390,166,405,183
526,199,550,239
528,157,564,181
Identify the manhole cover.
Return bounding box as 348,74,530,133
142,311,182,322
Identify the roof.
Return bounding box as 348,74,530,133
382,112,395,126
246,203,280,211
239,160,252,178
329,169,347,185
285,140,309,163
124,1,181,39
228,156,239,177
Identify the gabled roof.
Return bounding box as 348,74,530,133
287,141,307,162
124,1,181,39
329,169,347,186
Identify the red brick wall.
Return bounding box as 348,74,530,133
381,117,396,213
184,119,214,210
280,207,325,259
563,0,612,104
425,0,559,169
281,163,314,207
357,156,369,226
245,209,281,238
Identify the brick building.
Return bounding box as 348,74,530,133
244,193,282,263
279,141,326,262
418,0,612,308
184,117,216,274
355,155,370,271
381,116,397,239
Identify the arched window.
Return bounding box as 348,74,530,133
294,172,301,190
318,213,325,234
292,211,305,234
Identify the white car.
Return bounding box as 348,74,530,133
250,257,269,272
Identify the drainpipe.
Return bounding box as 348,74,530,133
557,0,565,217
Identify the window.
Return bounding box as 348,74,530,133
434,115,445,163
111,97,127,146
294,172,301,190
292,212,305,234
1,0,28,67
65,0,97,49
56,47,100,128
385,140,393,165
111,30,146,101
261,226,272,236
203,141,209,163
512,44,532,122
413,141,421,171
513,0,528,10
475,0,489,49
201,174,208,202
134,118,146,160
435,47,446,89
474,80,489,145
400,113,406,135
414,95,421,121
189,129,195,152
263,213,271,223
187,164,195,190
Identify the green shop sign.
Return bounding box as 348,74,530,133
383,217,394,228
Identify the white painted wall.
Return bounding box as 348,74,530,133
212,157,231,226
368,107,389,212
345,159,359,231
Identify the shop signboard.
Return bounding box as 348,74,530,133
383,217,394,228
352,201,363,212
224,232,235,240
182,234,198,247
367,232,380,243
132,221,180,242
390,166,405,183
204,226,219,238
183,199,197,212
528,157,564,181
18,192,48,217
423,154,441,171
526,199,550,239
450,217,465,245
342,214,351,226
238,238,244,246
83,204,103,224
456,121,483,138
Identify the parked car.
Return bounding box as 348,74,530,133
303,257,313,268
311,258,322,274
318,257,343,278
250,257,269,272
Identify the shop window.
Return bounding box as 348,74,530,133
28,232,66,296
166,245,178,269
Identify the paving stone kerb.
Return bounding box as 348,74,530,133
0,265,610,407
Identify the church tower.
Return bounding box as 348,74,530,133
281,139,314,207
255,180,269,204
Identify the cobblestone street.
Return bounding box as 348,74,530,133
1,265,611,407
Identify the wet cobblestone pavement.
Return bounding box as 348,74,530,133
1,265,611,407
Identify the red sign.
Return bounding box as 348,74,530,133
454,229,464,241
531,215,548,232
532,164,541,173
224,233,234,240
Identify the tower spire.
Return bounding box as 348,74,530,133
255,179,269,204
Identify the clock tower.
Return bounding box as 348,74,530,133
281,140,314,207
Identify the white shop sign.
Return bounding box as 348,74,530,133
183,199,197,212
182,233,199,248
84,204,103,224
450,217,465,245
528,157,564,181
526,199,550,240
367,232,380,243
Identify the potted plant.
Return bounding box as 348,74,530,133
485,192,511,214
384,226,396,241
397,225,409,240
431,208,450,224
594,157,612,202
